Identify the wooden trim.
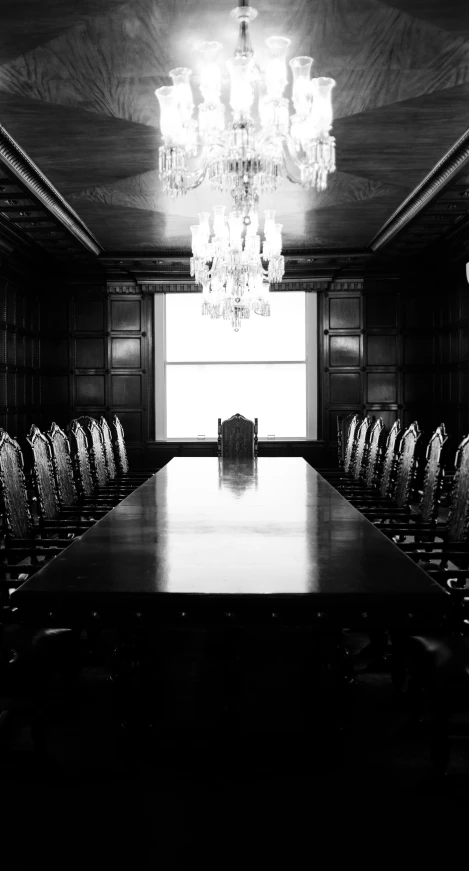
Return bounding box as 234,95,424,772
0,124,102,257
370,126,469,252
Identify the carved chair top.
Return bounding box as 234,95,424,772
112,414,129,475
337,413,357,465
26,424,61,522
76,415,109,488
447,433,469,543
68,419,95,497
379,419,402,497
0,428,35,541
99,416,117,479
393,421,422,508
219,413,258,459
46,422,79,508
343,413,362,474
364,417,385,488
419,423,448,524
350,416,373,480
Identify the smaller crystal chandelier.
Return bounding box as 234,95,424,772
190,206,284,331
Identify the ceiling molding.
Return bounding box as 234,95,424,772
0,124,102,257
370,126,469,252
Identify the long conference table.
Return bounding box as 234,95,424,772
13,458,448,633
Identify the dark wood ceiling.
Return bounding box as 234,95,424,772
0,0,469,259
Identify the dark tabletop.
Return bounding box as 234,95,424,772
13,459,447,623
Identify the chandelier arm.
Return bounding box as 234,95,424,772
281,137,303,185
180,165,209,191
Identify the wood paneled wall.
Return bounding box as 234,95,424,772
432,266,469,449
0,273,40,442
38,286,153,467
2,275,462,470
320,279,440,454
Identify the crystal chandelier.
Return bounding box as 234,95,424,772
155,0,337,211
190,205,284,331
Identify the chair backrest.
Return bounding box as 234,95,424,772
378,420,402,497
363,418,386,489
112,414,129,475
46,422,80,509
68,419,95,497
25,424,61,523
446,433,469,543
393,421,422,508
419,423,448,524
343,414,362,474
98,416,117,480
350,416,373,481
76,416,109,488
337,413,358,467
218,413,258,459
0,428,35,542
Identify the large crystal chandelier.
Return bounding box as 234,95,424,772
155,0,337,211
190,205,284,331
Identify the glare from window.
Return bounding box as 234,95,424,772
166,292,305,362
167,362,306,437
165,291,307,438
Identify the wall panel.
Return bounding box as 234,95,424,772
0,274,40,444
38,286,153,468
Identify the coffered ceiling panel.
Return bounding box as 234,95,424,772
0,0,467,257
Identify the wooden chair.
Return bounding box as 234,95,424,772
218,413,258,459
95,417,139,493
376,424,449,544
112,415,159,478
0,429,76,598
319,413,362,479
73,416,133,500
387,436,469,778
333,418,387,498
45,422,109,519
337,412,359,468
395,432,469,577
67,420,120,508
334,416,374,491
25,425,94,535
351,421,421,519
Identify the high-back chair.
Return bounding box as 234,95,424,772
320,413,363,479
354,421,421,518
390,434,469,778
336,416,374,489
376,423,449,543
0,429,74,586
73,416,131,500
75,416,109,489
336,418,387,496
46,422,109,519
96,417,137,492
218,413,258,459
112,415,158,478
25,425,93,534
67,420,117,506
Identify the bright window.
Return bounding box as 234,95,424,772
156,291,316,439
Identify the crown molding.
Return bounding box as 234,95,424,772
370,126,469,252
0,124,102,257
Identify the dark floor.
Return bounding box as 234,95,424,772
1,627,468,868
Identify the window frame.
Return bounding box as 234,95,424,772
154,292,317,439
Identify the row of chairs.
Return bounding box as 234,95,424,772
324,413,469,776
0,415,158,743
323,413,469,582
0,415,158,592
